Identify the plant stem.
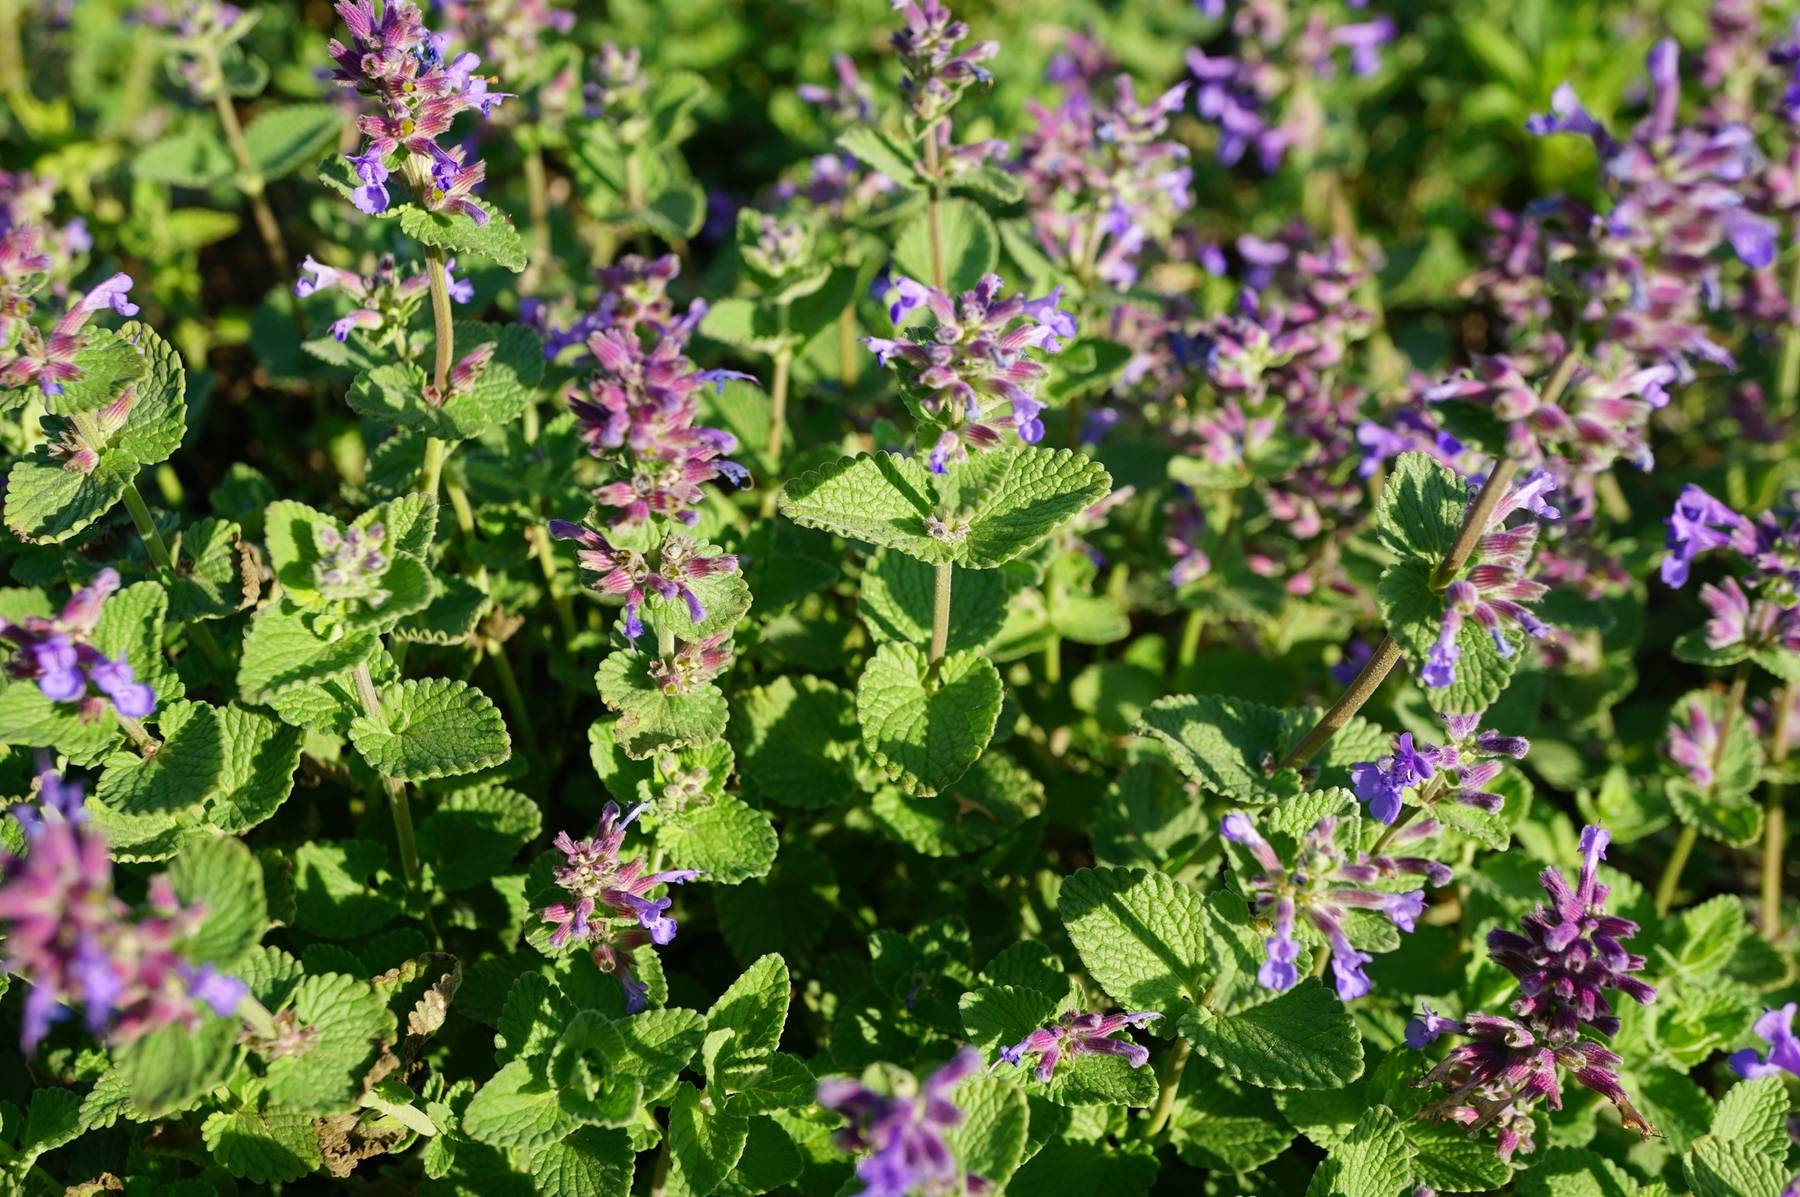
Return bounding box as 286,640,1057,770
419,246,457,498
767,341,792,469
1141,1039,1189,1140
522,142,551,292
1175,609,1205,674
928,561,952,671
117,715,156,751
120,479,230,671
484,637,540,762
203,57,289,281
1658,661,1751,916
922,128,946,291
1371,803,1423,856
1779,247,1800,412
1276,635,1401,771
1764,680,1795,936
837,304,859,392
351,660,421,889
1042,634,1061,684
0,0,22,101
531,524,579,641
1431,457,1521,588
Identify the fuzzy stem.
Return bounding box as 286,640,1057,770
117,715,157,752
1176,609,1205,673
922,129,946,291
928,561,952,670
1276,635,1402,772
352,661,421,889
419,246,457,498
1141,1039,1190,1140
1658,662,1751,916
202,51,289,281
120,480,230,670
767,340,792,469
1765,682,1795,936
522,142,551,292
1431,457,1521,589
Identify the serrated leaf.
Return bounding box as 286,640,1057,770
95,699,223,817
779,451,949,561
1711,1075,1789,1161
869,749,1043,857
397,201,527,271
526,1126,635,1197
707,955,789,1058
1009,1142,1159,1197
115,1015,241,1118
1168,1070,1293,1172
859,549,1015,653
835,126,922,188
167,518,256,622
652,794,777,884
1135,694,1300,803
293,840,403,939
1381,557,1523,715
202,1106,323,1183
132,124,231,185
168,834,266,967
959,985,1158,1106
1311,1105,1416,1197
1526,1146,1649,1197
1057,867,1205,1018
416,786,542,890
731,675,859,809
265,972,395,1113
20,1087,83,1160
856,642,1001,797
347,321,545,439
1684,1136,1789,1197
463,1056,580,1148
715,1115,804,1197
668,1083,749,1197
348,677,512,781
207,703,304,834
940,1074,1028,1189
237,600,379,702
1180,981,1363,1089
941,448,1113,568
243,103,343,180
596,650,729,759
1375,452,1466,561
894,197,997,292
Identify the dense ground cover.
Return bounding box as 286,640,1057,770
1,0,1799,1193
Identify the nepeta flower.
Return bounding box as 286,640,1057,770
866,274,1073,472
313,523,391,609
1699,576,1800,653
648,633,733,695
1,569,154,720
817,1047,988,1197
1351,732,1446,824
549,522,738,643
797,53,876,124
1423,469,1557,689
1660,484,1754,587
989,1009,1160,1082
294,253,471,344
890,1,997,127
584,43,650,139
1221,809,1450,1000
0,273,137,398
538,802,699,1013
328,0,510,220
1731,1003,1800,1079
1664,693,1725,788
0,763,247,1051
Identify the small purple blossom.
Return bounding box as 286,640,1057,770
0,569,154,721
1424,469,1556,689
1661,484,1755,588
817,1048,988,1197
1350,732,1447,824
989,1009,1161,1082
1731,1004,1800,1079
549,522,737,644
0,272,138,398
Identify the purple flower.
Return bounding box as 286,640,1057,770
1221,808,1450,1001
549,523,737,645
864,274,1073,473
1424,469,1556,689
1664,692,1725,788
1331,638,1374,685
1661,484,1754,588
0,569,155,721
990,1009,1161,1082
889,1,998,126
1731,1004,1800,1079
1350,732,1448,824
0,762,245,1052
538,802,699,1014
817,1048,987,1197
0,273,138,398
1405,1004,1460,1049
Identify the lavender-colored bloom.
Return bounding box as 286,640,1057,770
797,53,875,124
817,1048,987,1197
1350,732,1447,824
550,523,737,644
295,253,471,345
538,802,699,1014
1486,827,1655,1039
1405,1004,1459,1049
1424,469,1556,689
990,1009,1161,1082
865,274,1073,472
1664,692,1726,788
0,762,246,1051
1221,808,1450,1001
1661,484,1754,587
0,272,138,398
0,569,154,721
889,1,998,126
1731,1004,1800,1079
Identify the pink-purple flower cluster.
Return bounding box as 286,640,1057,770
1220,808,1451,1001
868,274,1074,473
548,523,738,644
817,1047,988,1197
890,1,997,127
0,764,247,1051
1,569,155,721
989,1009,1160,1083
1408,826,1655,1160
327,0,511,221
294,252,472,343
0,273,137,398
1353,715,1530,824
538,801,700,1014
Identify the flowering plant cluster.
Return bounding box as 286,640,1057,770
3,0,1800,1193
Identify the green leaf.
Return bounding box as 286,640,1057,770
667,1083,750,1197
243,103,343,180
1057,866,1205,1018
1309,1105,1416,1197
893,197,998,292
201,1106,323,1183
348,677,512,781
23,329,143,417
168,835,266,967
19,1087,84,1161
397,201,527,271
856,643,1002,797
207,703,304,834
167,518,255,622
1168,1070,1294,1172
416,786,542,891
651,794,778,884
943,448,1113,568
94,700,220,822
1199,891,1311,1015
133,125,232,186
710,1052,815,1114
731,675,860,809
596,651,729,759
1711,1076,1790,1161
835,126,922,189
1180,981,1364,1090
264,973,395,1113
940,1074,1028,1190
959,985,1158,1106
1381,557,1522,715
1135,694,1301,804
1684,1135,1790,1197
237,600,379,702
1525,1147,1650,1197
525,1127,635,1197
859,550,1015,653
292,840,403,939
1374,452,1466,561
115,1015,242,1118
869,749,1044,857
715,1116,804,1197
780,452,949,562
463,1056,580,1149
706,955,790,1058
347,321,545,440
1008,1143,1158,1197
